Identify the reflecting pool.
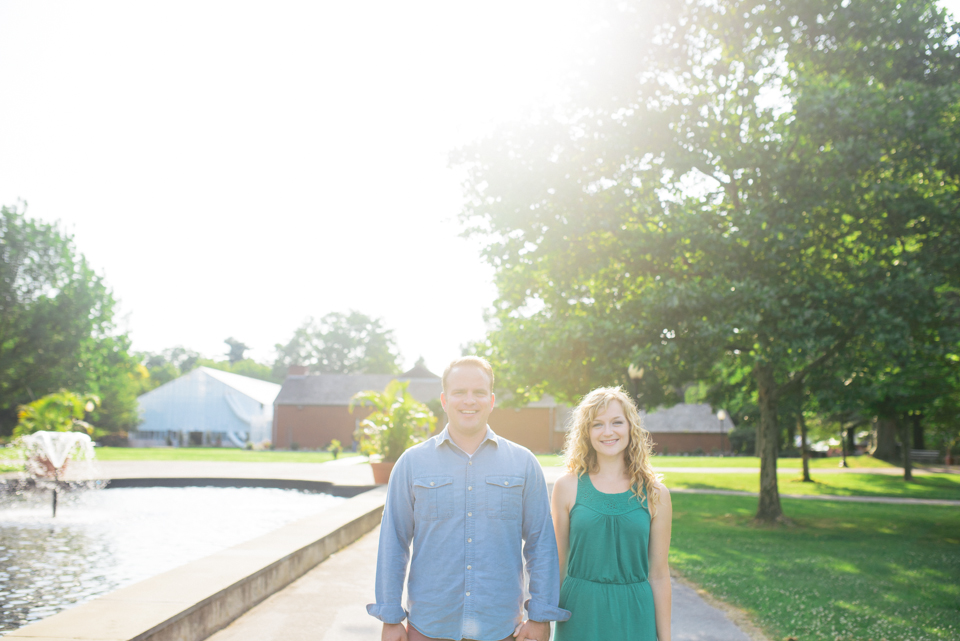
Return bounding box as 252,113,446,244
0,486,345,634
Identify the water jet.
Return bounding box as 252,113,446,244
17,431,96,516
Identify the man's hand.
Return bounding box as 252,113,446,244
513,619,551,641
381,622,408,641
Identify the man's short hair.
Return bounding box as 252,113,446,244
442,356,495,393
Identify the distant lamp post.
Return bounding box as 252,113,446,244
717,409,727,456
627,365,644,407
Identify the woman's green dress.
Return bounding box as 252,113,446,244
555,474,657,640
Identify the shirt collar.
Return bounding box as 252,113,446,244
436,424,500,451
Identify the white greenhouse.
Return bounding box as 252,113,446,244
132,367,281,447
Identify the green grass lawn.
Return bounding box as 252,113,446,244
665,471,960,501
671,494,960,640
537,454,895,468
92,447,359,463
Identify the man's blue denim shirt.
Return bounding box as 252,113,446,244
366,425,570,640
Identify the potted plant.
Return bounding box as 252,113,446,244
350,379,436,484
327,438,343,460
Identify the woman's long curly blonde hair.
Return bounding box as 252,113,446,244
563,386,662,514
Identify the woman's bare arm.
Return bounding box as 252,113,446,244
648,483,673,641
550,473,577,581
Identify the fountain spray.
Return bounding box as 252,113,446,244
18,431,96,517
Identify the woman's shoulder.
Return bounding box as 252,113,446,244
555,471,580,491
553,471,580,504
650,479,672,509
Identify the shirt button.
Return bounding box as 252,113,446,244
468,512,472,516
468,486,473,491
466,591,471,596
430,482,435,486
468,461,473,465
468,538,472,543
467,565,472,570
504,481,509,485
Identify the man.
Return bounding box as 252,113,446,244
367,356,569,641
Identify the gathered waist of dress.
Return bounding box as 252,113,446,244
564,574,648,586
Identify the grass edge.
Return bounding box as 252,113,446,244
670,567,774,641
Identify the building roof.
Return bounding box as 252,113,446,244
641,403,735,434
275,374,443,406
198,367,282,406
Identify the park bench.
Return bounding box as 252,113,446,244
909,449,940,464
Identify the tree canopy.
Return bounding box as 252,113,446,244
272,311,403,378
138,343,280,389
456,0,960,521
0,205,142,437
224,337,250,363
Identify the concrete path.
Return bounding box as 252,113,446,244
669,487,960,506
207,525,761,641
59,457,379,486
654,465,956,475
38,458,956,507
538,467,960,506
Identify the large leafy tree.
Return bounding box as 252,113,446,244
457,0,960,521
0,205,141,436
811,286,960,477
272,310,402,378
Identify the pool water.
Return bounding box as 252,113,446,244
0,486,345,633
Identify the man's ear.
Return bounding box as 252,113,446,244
440,392,447,411
490,392,496,408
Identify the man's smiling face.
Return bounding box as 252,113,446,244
441,365,495,438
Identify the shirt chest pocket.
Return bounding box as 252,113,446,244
485,475,524,520
412,476,454,521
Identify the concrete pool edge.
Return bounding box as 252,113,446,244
5,485,387,641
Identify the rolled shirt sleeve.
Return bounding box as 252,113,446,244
366,453,414,624
521,455,571,623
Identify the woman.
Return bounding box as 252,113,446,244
551,387,672,640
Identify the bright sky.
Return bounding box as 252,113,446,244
0,0,590,372
2,1,958,373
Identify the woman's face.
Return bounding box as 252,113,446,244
588,400,630,459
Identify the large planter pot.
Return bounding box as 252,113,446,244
371,461,395,485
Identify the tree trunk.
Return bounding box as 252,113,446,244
846,425,856,453
900,415,913,481
786,414,797,456
839,425,849,468
755,365,784,522
872,418,899,461
912,413,925,450
798,405,811,482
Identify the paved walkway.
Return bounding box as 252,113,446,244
207,525,762,641
34,458,956,507
58,457,380,486
655,465,956,475
669,487,960,506
60,459,769,639
9,456,952,640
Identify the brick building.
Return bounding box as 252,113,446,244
641,403,734,454
271,364,568,453
272,363,732,454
